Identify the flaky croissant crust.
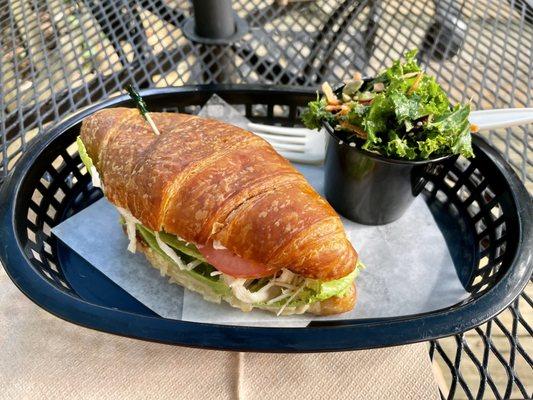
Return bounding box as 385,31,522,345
81,108,357,280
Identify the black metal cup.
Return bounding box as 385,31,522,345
323,124,453,225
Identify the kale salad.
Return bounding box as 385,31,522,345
302,50,476,161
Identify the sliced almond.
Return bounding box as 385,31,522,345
343,79,364,96
373,82,385,92
321,82,340,105
402,71,420,79
342,93,352,103
358,98,374,105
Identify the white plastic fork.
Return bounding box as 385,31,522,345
249,108,533,164
468,108,533,131
248,122,327,164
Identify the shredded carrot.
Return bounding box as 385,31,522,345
338,105,350,116
407,73,423,95
339,121,367,139
352,71,362,81
326,104,350,115
470,123,479,133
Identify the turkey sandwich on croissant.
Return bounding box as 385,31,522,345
78,107,363,316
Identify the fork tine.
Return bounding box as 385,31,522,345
260,140,306,152
254,131,307,144
271,144,306,152
248,122,311,137
248,123,326,164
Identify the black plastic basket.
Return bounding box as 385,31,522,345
0,85,531,352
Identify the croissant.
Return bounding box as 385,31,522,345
79,107,361,315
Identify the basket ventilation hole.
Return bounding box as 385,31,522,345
435,189,448,203
251,104,268,117
475,219,486,234
457,185,471,202
446,170,459,183
479,235,490,250
467,200,481,217
51,154,66,171
41,269,53,281
59,280,70,289
27,229,37,244
49,262,59,273
40,176,51,188
490,205,502,219
44,243,52,255
444,172,458,188
456,158,471,173
30,249,42,263
31,189,43,206
27,208,37,224
425,181,435,193
46,207,57,219
471,168,483,182
54,188,65,203
43,222,52,236
496,243,507,255
481,187,496,204
66,142,78,156
273,105,289,118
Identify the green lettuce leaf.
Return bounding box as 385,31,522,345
426,103,474,158
136,223,230,297
157,231,206,262
381,48,420,80
262,264,363,308
77,136,94,174
305,266,361,302
361,94,392,151
386,131,417,159
301,96,335,130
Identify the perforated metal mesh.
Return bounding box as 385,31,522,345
0,1,531,398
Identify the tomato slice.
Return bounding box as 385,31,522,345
198,242,276,278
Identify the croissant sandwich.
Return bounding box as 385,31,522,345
78,107,363,316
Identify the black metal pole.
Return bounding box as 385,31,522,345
421,0,467,61
192,0,235,39
184,0,249,83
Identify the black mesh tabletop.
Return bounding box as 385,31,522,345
0,1,531,398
